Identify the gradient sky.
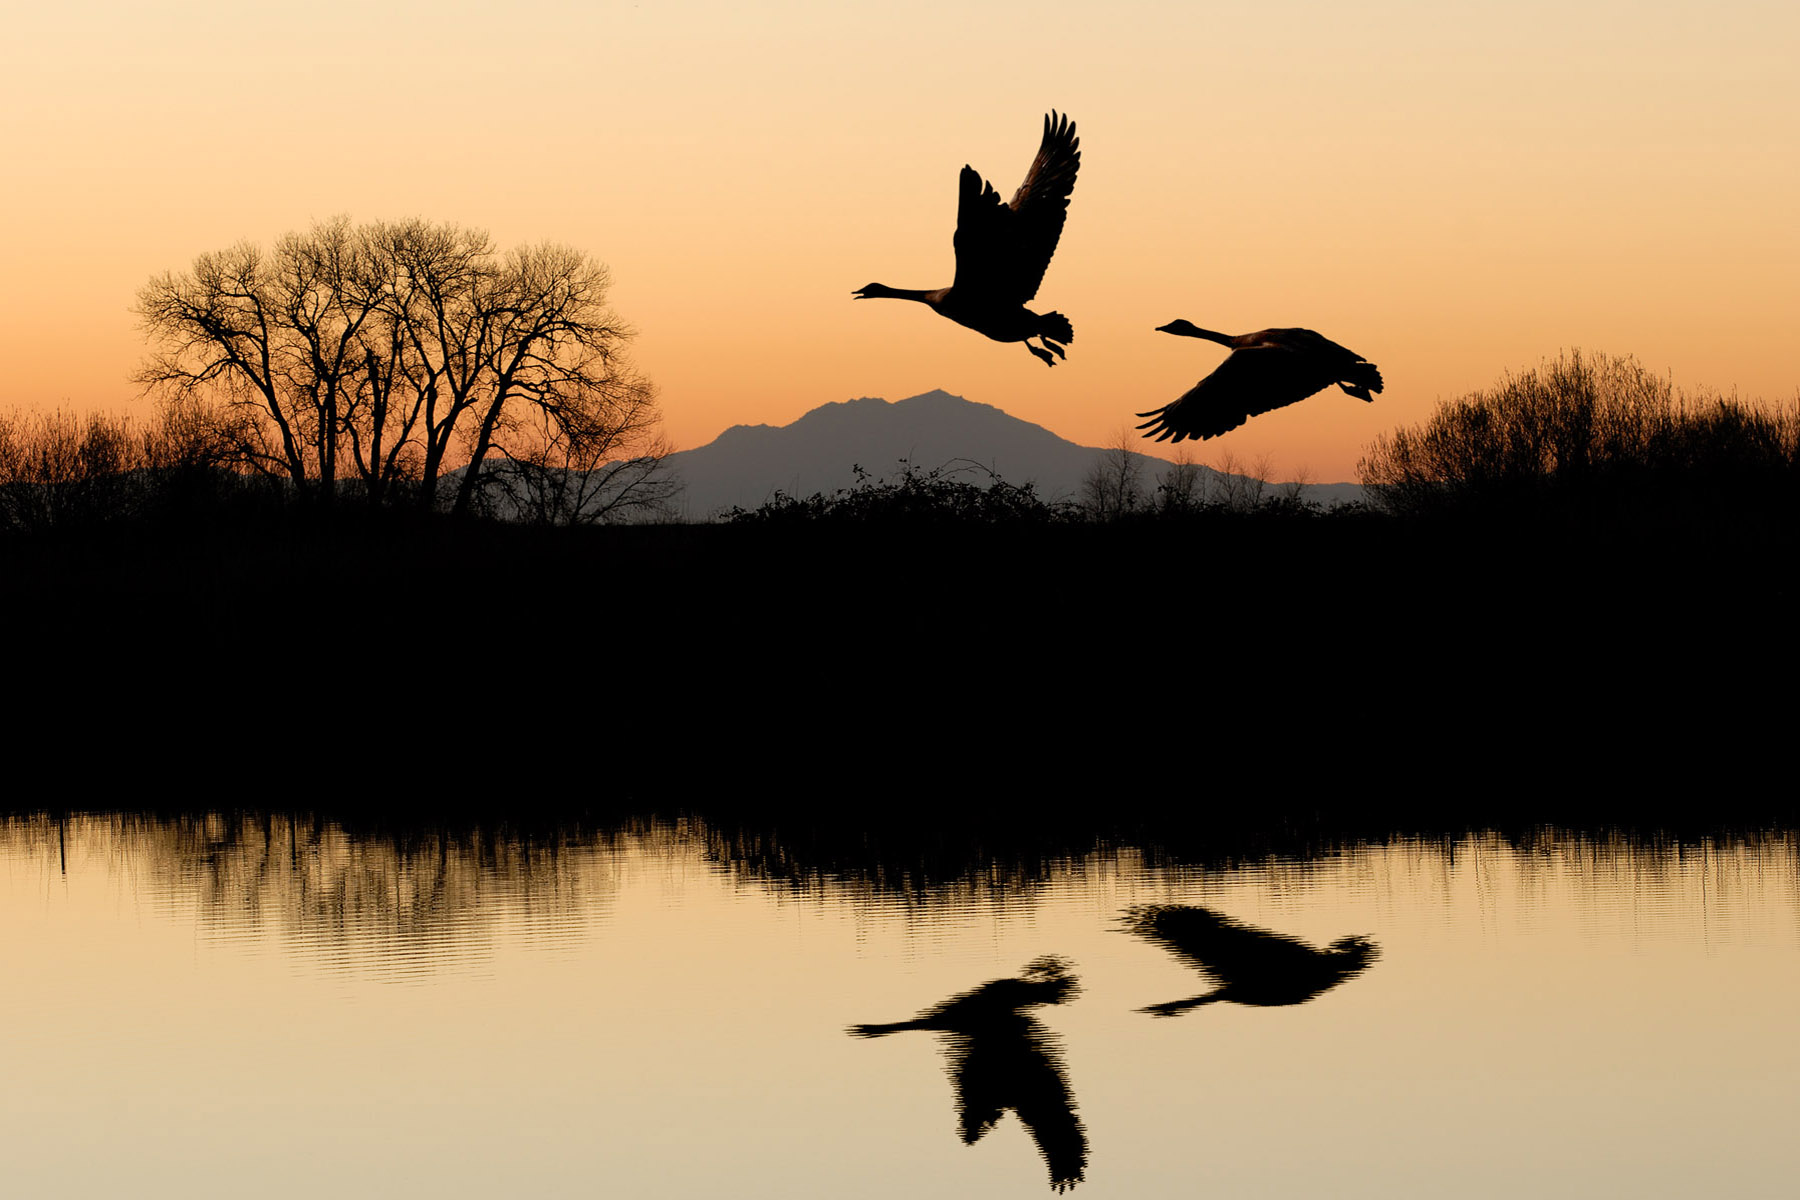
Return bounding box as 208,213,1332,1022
4,0,1795,481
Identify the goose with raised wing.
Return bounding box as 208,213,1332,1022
1136,322,1383,441
853,112,1081,367
849,956,1086,1192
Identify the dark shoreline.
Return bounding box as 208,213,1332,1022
4,509,1792,800
4,807,1793,913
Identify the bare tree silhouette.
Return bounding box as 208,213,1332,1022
135,217,669,517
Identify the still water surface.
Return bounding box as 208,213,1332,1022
3,815,1795,1199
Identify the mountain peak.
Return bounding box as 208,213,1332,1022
893,388,968,406
797,389,974,419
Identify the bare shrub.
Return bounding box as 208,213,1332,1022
1081,426,1147,520
0,400,258,533
1359,350,1800,518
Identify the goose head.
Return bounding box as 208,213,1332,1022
1156,319,1207,338
1326,935,1379,968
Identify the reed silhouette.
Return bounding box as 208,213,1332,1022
854,112,1080,367
850,955,1086,1191
1124,904,1377,1016
1137,322,1383,441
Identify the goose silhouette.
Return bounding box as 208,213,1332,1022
854,112,1080,367
1124,904,1378,1016
1136,322,1383,441
850,956,1086,1191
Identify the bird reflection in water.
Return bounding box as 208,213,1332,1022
1124,905,1378,1016
849,955,1086,1192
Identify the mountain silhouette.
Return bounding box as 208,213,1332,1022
662,390,1364,518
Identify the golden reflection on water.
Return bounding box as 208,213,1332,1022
1,815,1795,1200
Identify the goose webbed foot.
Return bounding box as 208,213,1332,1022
1026,343,1057,367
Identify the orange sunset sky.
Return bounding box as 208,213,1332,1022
3,0,1795,483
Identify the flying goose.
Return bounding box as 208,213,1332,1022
854,112,1081,367
1136,322,1383,441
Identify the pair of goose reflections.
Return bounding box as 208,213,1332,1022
849,911,1379,1191
849,955,1086,1193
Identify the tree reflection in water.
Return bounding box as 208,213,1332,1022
1125,904,1379,1016
850,955,1086,1192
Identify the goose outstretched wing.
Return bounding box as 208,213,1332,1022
1135,345,1333,442
952,111,1080,305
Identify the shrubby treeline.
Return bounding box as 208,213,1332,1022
1359,350,1799,521
723,460,1073,525
7,342,1794,537
1080,429,1323,520
132,216,673,523
723,452,1331,526
0,402,250,535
